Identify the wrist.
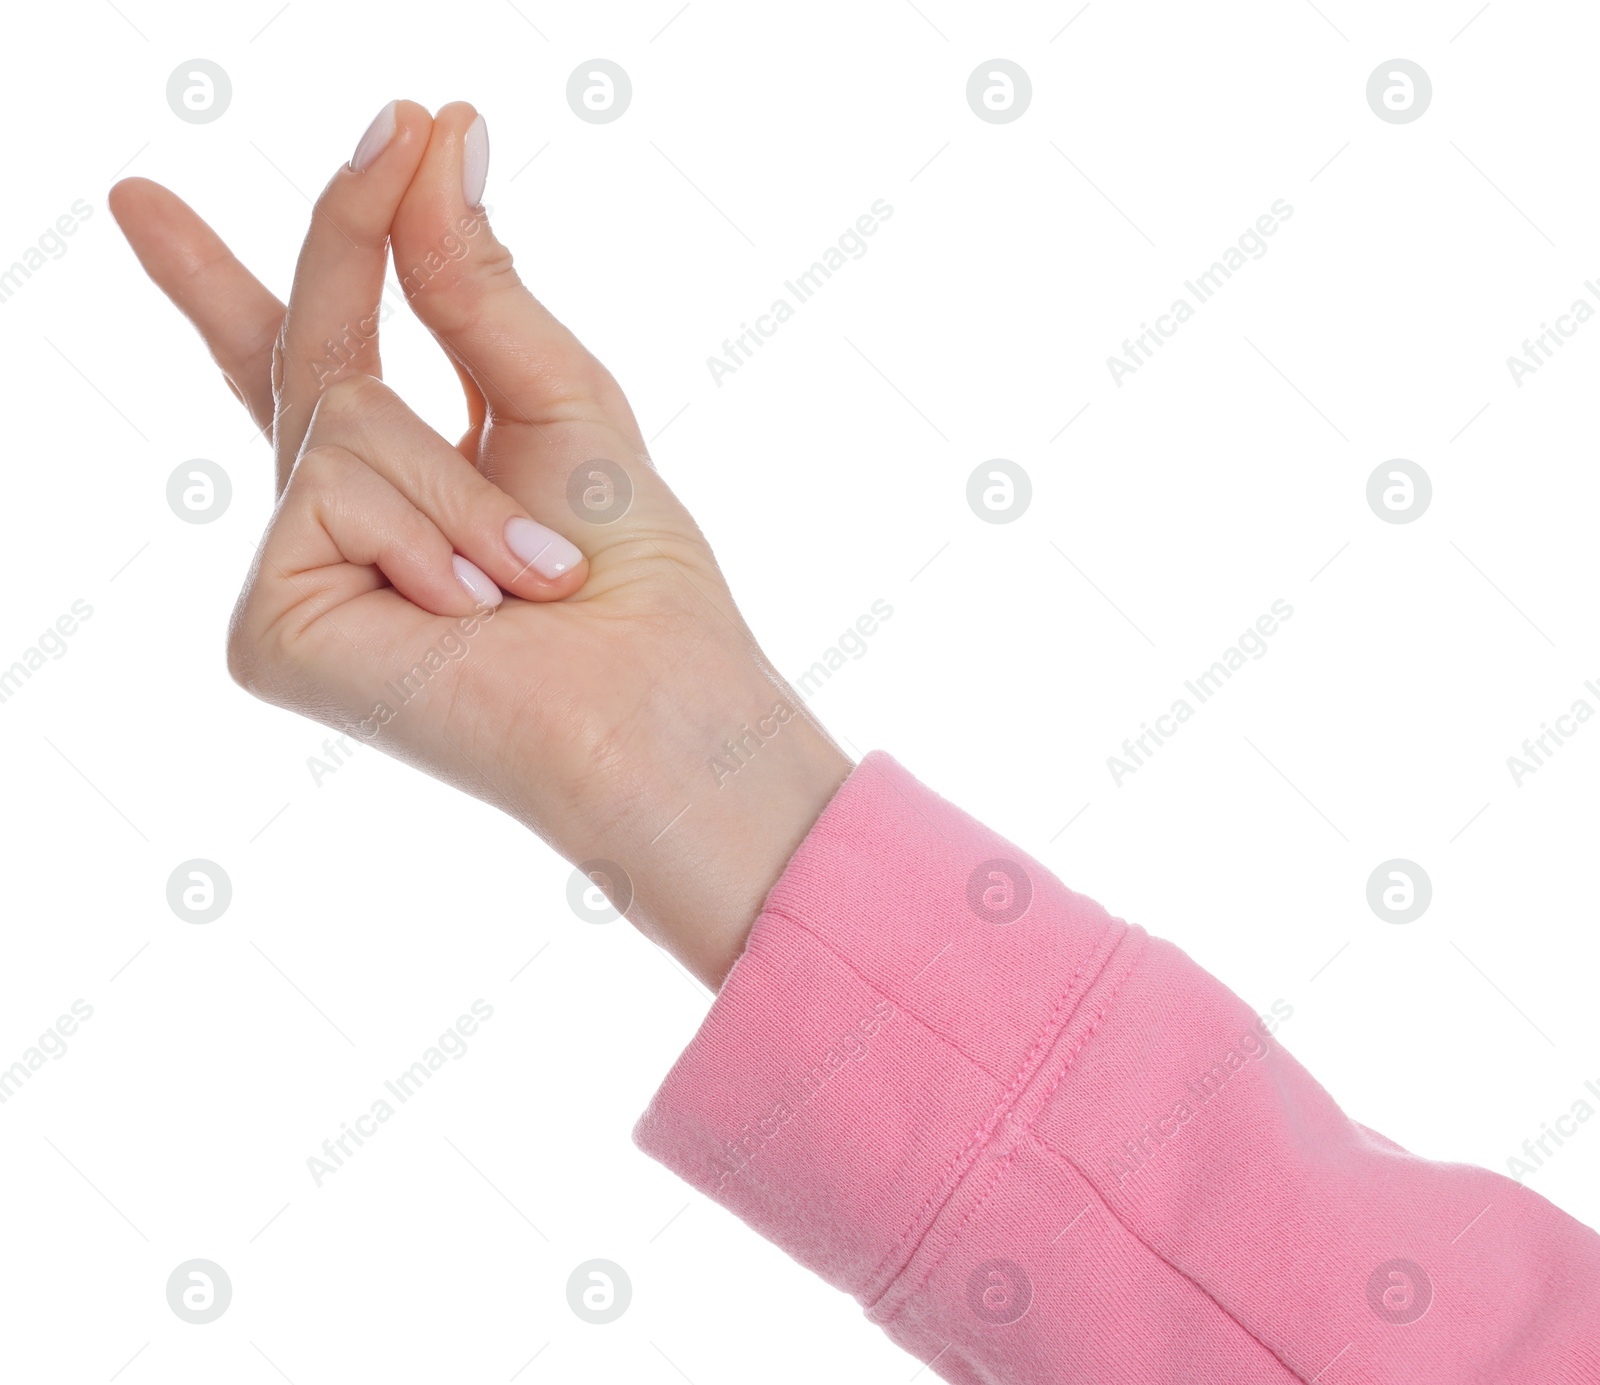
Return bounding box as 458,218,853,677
599,688,852,990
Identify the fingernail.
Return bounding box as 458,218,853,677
462,114,489,206
350,100,398,172
452,554,503,608
505,517,583,580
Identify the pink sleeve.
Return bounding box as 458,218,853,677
633,752,1600,1383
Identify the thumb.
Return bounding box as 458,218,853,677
389,102,644,450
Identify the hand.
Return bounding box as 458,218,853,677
110,100,852,987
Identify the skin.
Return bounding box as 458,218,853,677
109,100,852,989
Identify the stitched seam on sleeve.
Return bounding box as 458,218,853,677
755,900,1133,1307
759,901,1115,1295
1022,1128,1306,1381
759,903,1016,1088
875,925,1144,1317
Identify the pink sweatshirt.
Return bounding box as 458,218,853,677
635,753,1600,1382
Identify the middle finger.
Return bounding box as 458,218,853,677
273,99,433,487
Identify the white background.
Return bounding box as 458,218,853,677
2,0,1598,1380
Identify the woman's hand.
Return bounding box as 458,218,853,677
110,101,852,987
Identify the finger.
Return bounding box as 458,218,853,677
108,177,285,431
301,375,587,600
389,102,644,448
274,99,434,479
265,442,499,623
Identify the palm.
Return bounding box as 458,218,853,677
464,424,753,842
278,401,751,849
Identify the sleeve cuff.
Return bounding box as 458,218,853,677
631,749,1132,1301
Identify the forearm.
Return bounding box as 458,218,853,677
636,752,1600,1383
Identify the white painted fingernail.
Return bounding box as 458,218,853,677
452,554,503,608
350,100,398,172
505,517,583,580
462,114,489,207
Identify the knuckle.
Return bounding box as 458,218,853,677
391,501,437,551
317,372,385,418
494,345,615,426
225,566,327,709
289,442,358,497
476,236,521,293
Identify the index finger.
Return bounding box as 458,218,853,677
274,99,434,480
108,176,285,432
